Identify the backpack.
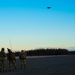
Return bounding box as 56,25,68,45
8,53,15,60
0,52,6,59
19,53,26,59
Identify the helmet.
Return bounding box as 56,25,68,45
7,48,12,53
1,48,5,51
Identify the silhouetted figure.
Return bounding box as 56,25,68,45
0,48,6,72
7,48,17,71
19,50,26,70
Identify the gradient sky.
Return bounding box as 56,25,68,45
0,0,75,51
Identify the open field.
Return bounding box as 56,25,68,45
0,55,75,75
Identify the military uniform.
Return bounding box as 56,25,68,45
19,50,26,70
0,48,6,72
7,48,17,71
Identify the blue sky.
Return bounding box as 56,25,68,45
0,0,75,51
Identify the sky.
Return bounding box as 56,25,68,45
0,0,75,51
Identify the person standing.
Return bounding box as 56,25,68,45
7,48,17,71
0,48,6,72
19,50,26,70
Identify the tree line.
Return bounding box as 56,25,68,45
13,48,75,56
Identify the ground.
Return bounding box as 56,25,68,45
0,55,75,75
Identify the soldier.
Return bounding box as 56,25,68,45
0,48,6,72
7,48,17,71
19,50,26,70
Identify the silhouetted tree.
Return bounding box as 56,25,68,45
13,48,75,56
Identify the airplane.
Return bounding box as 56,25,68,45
47,7,51,9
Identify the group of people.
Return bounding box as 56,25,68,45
0,48,26,72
